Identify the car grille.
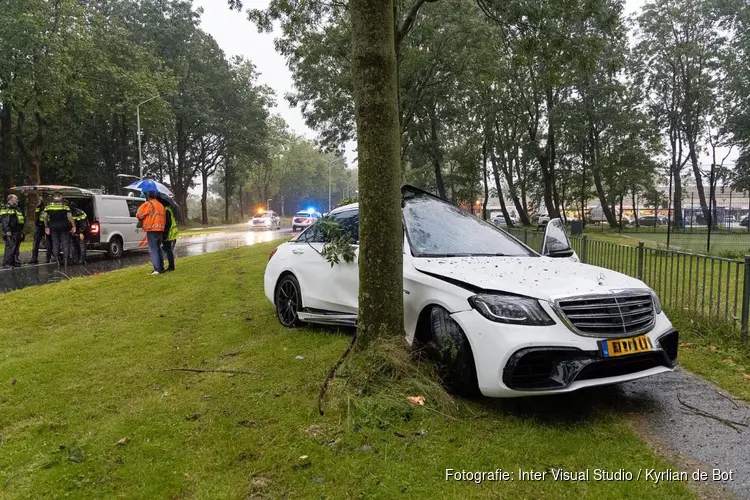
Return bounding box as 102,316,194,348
556,293,655,338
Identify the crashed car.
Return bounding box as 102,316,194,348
263,185,678,397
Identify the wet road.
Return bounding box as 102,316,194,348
0,228,292,293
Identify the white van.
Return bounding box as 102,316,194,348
12,185,147,258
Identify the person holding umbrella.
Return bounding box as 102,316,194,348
135,187,166,275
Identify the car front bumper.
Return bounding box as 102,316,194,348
450,309,677,397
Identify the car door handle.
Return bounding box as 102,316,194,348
292,249,305,255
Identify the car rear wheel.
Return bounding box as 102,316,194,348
107,236,123,259
428,306,479,395
275,274,302,327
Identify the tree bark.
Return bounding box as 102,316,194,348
351,0,404,347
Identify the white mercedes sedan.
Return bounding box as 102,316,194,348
263,186,678,397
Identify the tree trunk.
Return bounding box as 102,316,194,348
201,169,209,225
239,184,244,221
0,101,12,193
224,157,231,223
631,186,639,227
351,0,403,347
429,107,446,199
490,153,514,228
688,147,710,227
589,128,618,228
482,135,489,221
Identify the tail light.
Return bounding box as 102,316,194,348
90,221,100,235
268,247,278,261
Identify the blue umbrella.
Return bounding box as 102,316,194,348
125,179,173,197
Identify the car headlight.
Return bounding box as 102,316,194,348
650,289,662,314
468,294,555,326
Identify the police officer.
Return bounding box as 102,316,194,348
162,203,179,271
29,199,52,264
69,202,89,265
43,192,76,266
1,194,24,269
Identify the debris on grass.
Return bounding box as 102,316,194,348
295,355,304,360
356,445,372,452
68,448,84,463
407,395,425,407
312,477,324,483
304,424,324,437
115,437,130,446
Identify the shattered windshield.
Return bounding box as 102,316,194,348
403,194,536,258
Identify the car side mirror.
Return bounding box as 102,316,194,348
541,218,575,258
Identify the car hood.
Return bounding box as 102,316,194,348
412,256,648,300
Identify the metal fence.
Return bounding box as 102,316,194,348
507,227,750,340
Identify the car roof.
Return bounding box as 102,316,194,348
329,203,358,215
10,184,98,197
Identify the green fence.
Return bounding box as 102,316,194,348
506,227,750,339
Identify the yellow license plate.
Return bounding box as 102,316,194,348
601,335,653,358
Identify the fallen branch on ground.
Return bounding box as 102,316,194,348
162,368,258,375
714,389,741,409
677,395,748,433
318,330,357,416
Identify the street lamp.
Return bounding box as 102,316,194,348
136,95,162,180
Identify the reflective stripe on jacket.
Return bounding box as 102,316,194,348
44,202,72,230
0,204,24,233
35,206,45,226
136,199,166,232
164,206,179,241
72,209,89,233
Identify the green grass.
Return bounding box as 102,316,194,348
0,243,693,499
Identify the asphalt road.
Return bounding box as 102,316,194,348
2,227,748,497
0,228,292,293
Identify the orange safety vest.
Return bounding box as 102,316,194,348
136,199,166,232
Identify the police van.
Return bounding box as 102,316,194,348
11,185,147,258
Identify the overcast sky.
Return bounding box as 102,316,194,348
193,0,733,176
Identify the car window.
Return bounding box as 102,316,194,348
297,225,324,243
295,212,311,218
331,210,359,243
126,199,142,218
403,193,535,257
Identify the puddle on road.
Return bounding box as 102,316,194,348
0,229,291,293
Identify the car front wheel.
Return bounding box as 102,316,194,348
275,274,302,327
428,306,479,395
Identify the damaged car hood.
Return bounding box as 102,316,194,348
412,255,647,300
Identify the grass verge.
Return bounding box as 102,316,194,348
668,312,750,402
0,243,693,498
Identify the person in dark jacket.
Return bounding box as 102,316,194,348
1,194,25,269
69,202,89,264
43,192,76,266
29,200,52,264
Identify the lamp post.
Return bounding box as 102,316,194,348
136,95,161,180
267,198,272,211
